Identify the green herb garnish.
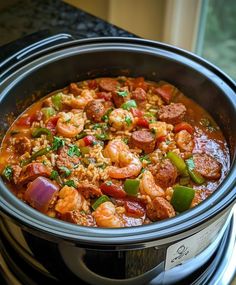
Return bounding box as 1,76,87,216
67,145,81,157
2,166,13,181
125,116,132,126
52,136,65,151
117,90,128,97
64,180,76,188
139,155,151,164
50,170,59,180
59,166,71,177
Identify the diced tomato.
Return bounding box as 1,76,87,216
87,79,98,89
100,182,127,198
157,135,166,143
46,116,59,135
16,111,42,127
130,108,144,117
124,200,145,217
83,135,96,146
96,92,112,101
136,117,149,128
174,122,194,134
155,84,174,103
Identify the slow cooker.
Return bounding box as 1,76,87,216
0,34,236,285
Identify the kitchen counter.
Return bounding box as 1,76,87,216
0,0,134,47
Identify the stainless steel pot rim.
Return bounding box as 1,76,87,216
0,37,236,245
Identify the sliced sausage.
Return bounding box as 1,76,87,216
13,137,31,155
99,78,119,92
84,100,105,122
153,197,175,220
131,87,147,102
112,89,130,108
59,210,95,226
193,153,221,179
130,130,156,154
175,130,194,152
154,83,177,104
154,159,178,189
56,146,80,169
77,182,102,198
19,163,51,184
158,103,186,124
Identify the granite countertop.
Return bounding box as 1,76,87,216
0,0,134,47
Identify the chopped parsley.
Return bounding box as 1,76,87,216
102,108,113,122
139,155,151,164
67,145,81,157
125,116,132,126
2,166,13,181
105,181,113,186
122,137,129,144
64,180,76,188
59,166,71,177
117,90,128,97
50,170,59,180
52,136,65,151
165,140,171,145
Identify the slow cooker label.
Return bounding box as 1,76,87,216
165,212,229,270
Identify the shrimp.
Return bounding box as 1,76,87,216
63,89,94,109
175,130,194,152
57,111,84,138
140,170,165,199
93,201,124,228
104,139,142,179
103,139,129,162
109,108,135,131
55,186,89,214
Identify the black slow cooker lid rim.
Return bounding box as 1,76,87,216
1,36,236,92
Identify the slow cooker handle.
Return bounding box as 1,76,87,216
0,30,74,77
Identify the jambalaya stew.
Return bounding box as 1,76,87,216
0,77,230,227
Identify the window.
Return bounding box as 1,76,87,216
196,0,236,80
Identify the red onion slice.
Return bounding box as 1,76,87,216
24,176,59,213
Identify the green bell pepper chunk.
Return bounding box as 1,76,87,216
32,127,52,138
51,93,63,110
171,185,195,213
92,195,110,210
76,132,87,139
124,179,140,196
167,151,188,176
41,107,56,120
80,146,90,155
96,133,109,141
188,169,205,185
121,100,137,110
185,157,205,185
21,147,51,166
